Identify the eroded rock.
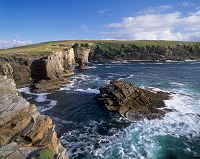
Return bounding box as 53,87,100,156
75,47,90,69
0,76,68,159
98,80,170,120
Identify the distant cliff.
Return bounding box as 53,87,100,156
0,76,68,158
88,41,200,61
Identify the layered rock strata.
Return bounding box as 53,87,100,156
75,47,90,69
98,80,170,120
0,76,68,158
0,49,75,87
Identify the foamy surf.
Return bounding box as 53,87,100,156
75,88,100,94
17,60,200,159
17,87,57,112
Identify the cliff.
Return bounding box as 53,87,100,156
0,48,76,92
88,41,200,61
0,76,68,158
0,48,75,82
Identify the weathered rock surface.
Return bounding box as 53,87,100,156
0,76,18,95
29,49,75,81
0,76,68,158
33,78,71,93
0,142,41,159
98,80,170,120
74,46,90,69
0,63,13,79
0,49,75,86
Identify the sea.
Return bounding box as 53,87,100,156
18,60,200,159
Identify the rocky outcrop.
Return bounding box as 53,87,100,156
0,49,75,83
0,76,68,158
33,78,70,93
75,47,90,69
97,80,170,120
31,49,75,80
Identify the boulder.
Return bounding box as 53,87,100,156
98,80,170,120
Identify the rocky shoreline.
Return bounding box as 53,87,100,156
0,40,200,158
1,41,200,93
0,76,68,159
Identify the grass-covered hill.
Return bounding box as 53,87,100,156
0,40,200,61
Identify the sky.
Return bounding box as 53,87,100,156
1,0,200,48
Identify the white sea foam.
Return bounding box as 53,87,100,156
75,88,100,94
59,74,107,93
17,87,57,112
60,81,75,91
89,66,97,69
17,87,32,94
35,93,50,102
59,87,200,159
127,74,135,79
170,82,185,87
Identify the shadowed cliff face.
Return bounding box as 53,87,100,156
0,76,68,158
0,48,75,85
89,43,200,61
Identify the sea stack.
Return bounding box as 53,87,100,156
98,80,170,120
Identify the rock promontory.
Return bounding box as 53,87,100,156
0,76,68,159
98,80,170,120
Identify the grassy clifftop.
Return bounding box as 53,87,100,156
0,40,200,60
0,40,73,56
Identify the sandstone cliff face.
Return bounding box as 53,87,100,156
0,49,75,84
31,49,75,81
98,80,170,120
0,76,68,158
73,45,91,69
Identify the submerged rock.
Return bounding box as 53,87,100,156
98,80,170,120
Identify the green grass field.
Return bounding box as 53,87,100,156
0,40,199,56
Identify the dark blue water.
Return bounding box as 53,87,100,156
19,60,200,159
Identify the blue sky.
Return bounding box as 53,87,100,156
1,0,200,48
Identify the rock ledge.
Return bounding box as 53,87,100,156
0,76,68,159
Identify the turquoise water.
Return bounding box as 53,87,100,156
19,60,200,159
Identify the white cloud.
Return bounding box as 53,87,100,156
137,5,173,14
97,8,111,15
80,25,95,33
180,1,194,7
0,38,33,49
103,11,200,41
